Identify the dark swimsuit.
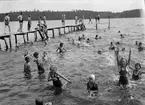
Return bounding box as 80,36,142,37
35,59,45,75
50,72,62,87
119,69,128,86
87,82,98,91
37,64,45,75
132,70,140,80
19,17,23,23
28,21,31,28
50,72,62,95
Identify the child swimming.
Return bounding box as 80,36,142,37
42,51,48,62
109,42,115,50
56,42,66,54
95,35,99,40
24,56,31,76
48,65,71,95
33,52,45,75
138,42,143,52
86,38,90,43
87,74,98,97
81,34,85,40
128,49,145,80
120,34,124,38
129,63,145,80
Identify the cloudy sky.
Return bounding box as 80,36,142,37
0,0,144,13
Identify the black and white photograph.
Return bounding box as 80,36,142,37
0,0,145,105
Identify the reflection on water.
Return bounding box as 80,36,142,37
0,18,145,105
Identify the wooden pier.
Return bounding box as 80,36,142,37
0,24,85,50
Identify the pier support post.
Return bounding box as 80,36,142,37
34,29,37,41
3,38,8,50
38,30,44,41
58,28,61,36
15,35,17,47
52,29,55,38
9,36,12,48
68,27,70,33
26,33,29,42
108,16,110,29
71,26,72,32
23,34,26,43
96,20,98,30
64,27,66,34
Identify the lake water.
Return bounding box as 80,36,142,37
0,18,145,105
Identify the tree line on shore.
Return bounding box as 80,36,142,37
0,9,142,21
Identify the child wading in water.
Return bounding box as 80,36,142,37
115,48,134,101
128,49,145,80
33,52,45,75
48,65,71,95
56,42,66,54
86,74,98,97
115,47,130,87
24,56,31,77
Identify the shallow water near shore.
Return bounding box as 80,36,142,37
0,18,145,105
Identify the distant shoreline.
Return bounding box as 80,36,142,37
0,9,143,22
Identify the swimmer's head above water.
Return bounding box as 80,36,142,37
88,74,95,82
135,63,141,70
50,65,57,72
33,52,39,58
25,56,30,63
120,58,127,68
59,42,64,47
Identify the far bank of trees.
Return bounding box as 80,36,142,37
0,9,142,21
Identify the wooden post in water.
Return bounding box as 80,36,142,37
38,30,44,41
58,28,61,36
9,36,12,48
3,38,8,49
64,27,66,34
23,34,26,43
52,29,55,38
34,29,37,41
26,33,29,42
70,26,72,32
96,20,98,30
108,16,110,29
15,35,18,47
68,27,70,33
73,26,75,31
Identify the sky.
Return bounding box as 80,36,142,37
0,0,144,13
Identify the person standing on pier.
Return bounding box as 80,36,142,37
43,14,47,26
62,14,66,26
17,12,23,32
27,15,31,31
97,15,100,23
4,13,11,34
75,15,78,25
88,16,92,24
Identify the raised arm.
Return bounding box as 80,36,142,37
56,47,59,52
128,49,131,65
63,47,66,52
56,72,71,83
128,65,134,71
115,46,120,67
47,73,52,81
